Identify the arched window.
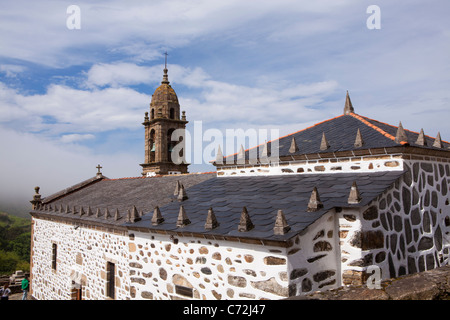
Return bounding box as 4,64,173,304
169,108,175,119
167,129,176,162
151,108,155,120
149,129,155,162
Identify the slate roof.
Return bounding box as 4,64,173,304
31,168,405,242
221,112,450,164
34,173,215,227
127,170,406,241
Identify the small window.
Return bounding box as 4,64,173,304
52,243,57,270
106,262,115,299
170,108,175,119
175,285,193,298
151,108,155,119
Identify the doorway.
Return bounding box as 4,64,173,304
71,283,82,300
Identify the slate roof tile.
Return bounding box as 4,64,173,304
127,170,405,241
221,113,449,163
34,173,216,226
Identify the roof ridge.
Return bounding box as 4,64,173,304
43,175,105,203
223,114,346,159
104,171,216,181
352,113,450,145
349,113,408,145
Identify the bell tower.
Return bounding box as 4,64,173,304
140,54,189,176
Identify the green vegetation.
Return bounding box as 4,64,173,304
0,212,31,275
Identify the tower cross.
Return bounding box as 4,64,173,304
96,164,102,174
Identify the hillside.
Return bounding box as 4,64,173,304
0,211,31,275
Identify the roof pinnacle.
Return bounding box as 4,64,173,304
104,208,111,219
238,206,254,232
205,207,220,230
289,137,299,153
320,132,330,151
344,91,354,115
354,128,364,148
177,184,188,201
273,209,290,235
237,144,245,164
215,145,224,164
433,132,443,148
130,205,141,223
151,206,164,225
415,128,427,146
307,187,323,212
114,208,121,221
395,122,408,144
177,205,191,227
348,181,362,204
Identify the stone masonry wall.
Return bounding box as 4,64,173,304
286,211,339,296
339,159,450,286
128,231,290,300
31,217,130,300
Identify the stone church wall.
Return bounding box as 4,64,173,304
31,218,130,300
128,231,290,300
29,158,450,299
339,159,450,286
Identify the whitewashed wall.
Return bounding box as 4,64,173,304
338,159,450,286
128,231,290,300
286,211,340,295
31,218,130,300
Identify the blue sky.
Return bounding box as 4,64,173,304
1,0,449,215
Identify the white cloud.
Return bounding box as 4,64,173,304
60,133,95,143
0,64,27,77
0,62,338,141
0,0,356,67
85,63,157,88
180,78,339,126
0,82,150,135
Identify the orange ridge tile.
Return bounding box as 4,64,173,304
349,113,408,145
357,113,450,145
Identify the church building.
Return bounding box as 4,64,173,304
28,66,450,300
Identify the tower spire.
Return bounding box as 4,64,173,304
164,51,168,69
162,51,169,84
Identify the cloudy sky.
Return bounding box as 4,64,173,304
1,0,449,216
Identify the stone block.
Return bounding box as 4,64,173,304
263,256,286,265
228,275,247,288
385,274,441,300
251,277,288,297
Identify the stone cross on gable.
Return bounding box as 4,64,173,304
96,164,102,175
